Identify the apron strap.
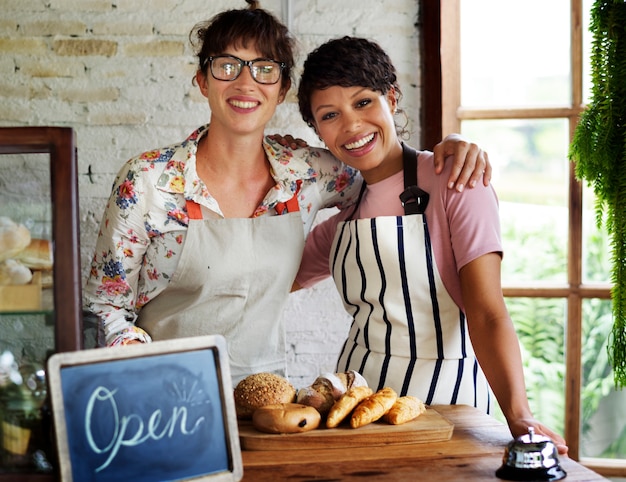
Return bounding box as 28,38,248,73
346,181,367,221
275,180,302,215
186,199,203,220
399,142,429,215
186,179,303,221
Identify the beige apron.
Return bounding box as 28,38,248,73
137,197,304,384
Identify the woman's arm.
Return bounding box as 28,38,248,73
83,163,152,346
269,132,491,191
460,253,568,455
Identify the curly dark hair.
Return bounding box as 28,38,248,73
189,0,295,92
297,36,403,128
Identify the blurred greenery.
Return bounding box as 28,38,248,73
569,0,626,390
458,0,626,462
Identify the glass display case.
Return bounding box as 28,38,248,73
0,127,82,481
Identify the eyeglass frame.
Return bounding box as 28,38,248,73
204,55,286,85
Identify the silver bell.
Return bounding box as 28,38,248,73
496,427,566,481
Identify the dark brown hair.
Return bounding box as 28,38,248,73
189,0,295,91
297,36,403,128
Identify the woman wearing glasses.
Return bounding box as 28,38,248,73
83,0,489,384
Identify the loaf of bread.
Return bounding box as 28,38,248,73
296,370,368,416
0,217,31,262
350,387,398,429
15,238,53,270
382,396,426,425
326,385,373,428
252,403,321,434
233,372,296,419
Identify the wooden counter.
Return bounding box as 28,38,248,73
240,404,608,481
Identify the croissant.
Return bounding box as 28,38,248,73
350,387,398,429
383,396,426,425
326,385,373,428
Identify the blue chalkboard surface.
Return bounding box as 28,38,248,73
47,335,243,482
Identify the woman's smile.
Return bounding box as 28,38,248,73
228,97,261,111
343,133,376,152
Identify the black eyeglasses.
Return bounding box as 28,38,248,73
206,55,285,85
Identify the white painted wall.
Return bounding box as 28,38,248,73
0,0,421,388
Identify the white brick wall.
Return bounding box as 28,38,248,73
0,0,421,388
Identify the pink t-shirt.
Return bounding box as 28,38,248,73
295,149,503,310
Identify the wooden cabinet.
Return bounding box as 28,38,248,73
0,127,82,481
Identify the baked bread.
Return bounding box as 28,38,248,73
15,238,53,270
382,396,426,425
233,372,296,419
0,259,33,286
0,217,31,262
252,403,321,434
350,387,398,429
296,370,368,416
326,385,373,428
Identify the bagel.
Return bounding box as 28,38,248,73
252,403,321,434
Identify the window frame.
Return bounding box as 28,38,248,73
422,0,624,476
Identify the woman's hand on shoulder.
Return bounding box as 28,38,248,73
268,133,309,149
433,133,492,192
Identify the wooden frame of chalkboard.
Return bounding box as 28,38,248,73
47,335,243,482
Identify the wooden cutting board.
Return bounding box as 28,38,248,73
238,407,454,451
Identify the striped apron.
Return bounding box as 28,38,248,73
334,143,492,412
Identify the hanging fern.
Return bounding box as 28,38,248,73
569,0,626,388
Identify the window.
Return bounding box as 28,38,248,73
423,0,626,477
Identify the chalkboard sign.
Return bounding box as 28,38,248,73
47,335,243,482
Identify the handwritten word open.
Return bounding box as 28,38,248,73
84,386,205,472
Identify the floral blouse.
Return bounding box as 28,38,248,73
83,125,361,347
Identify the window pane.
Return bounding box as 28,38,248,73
580,298,626,459
504,297,566,434
461,119,569,283
460,0,571,108
582,184,611,284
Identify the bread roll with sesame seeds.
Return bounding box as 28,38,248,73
233,372,296,419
